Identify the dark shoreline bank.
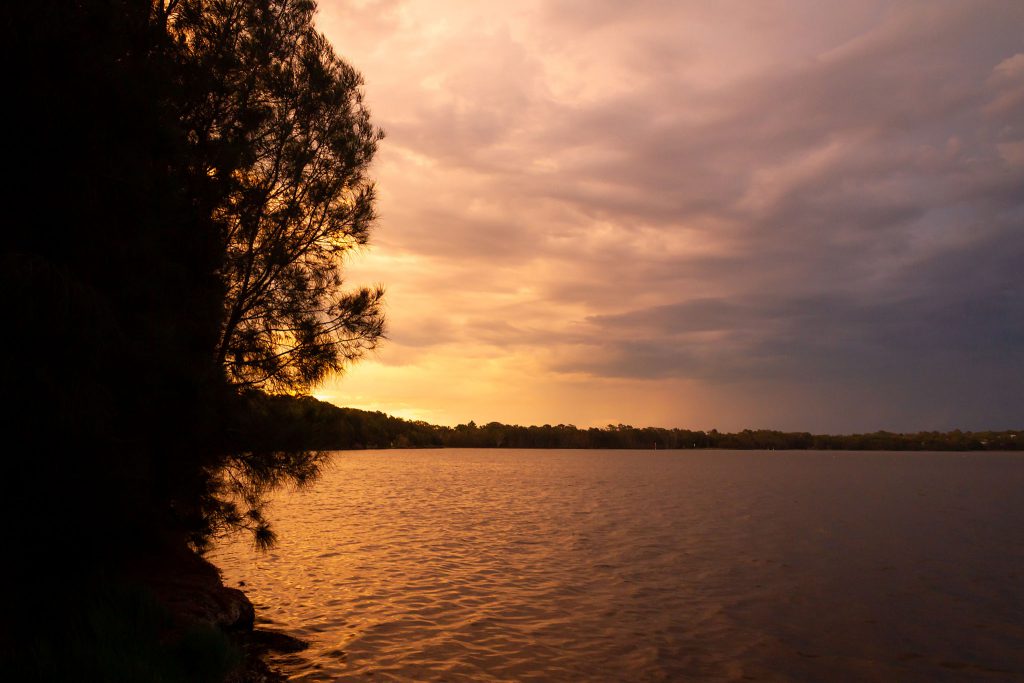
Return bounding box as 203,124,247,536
1,543,299,682
124,544,306,682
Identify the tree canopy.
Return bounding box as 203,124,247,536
167,0,385,392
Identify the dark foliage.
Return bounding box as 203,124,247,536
3,579,240,683
2,0,383,568
5,0,222,573
3,1,384,676
437,422,1021,451
236,392,445,450
169,0,385,392
162,0,386,550
230,395,1022,452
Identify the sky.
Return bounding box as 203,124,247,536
311,0,1023,433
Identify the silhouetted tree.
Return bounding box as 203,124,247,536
166,0,385,393
155,0,386,548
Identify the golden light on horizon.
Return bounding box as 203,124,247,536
310,0,1024,433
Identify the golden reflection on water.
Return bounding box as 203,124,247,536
210,449,1024,681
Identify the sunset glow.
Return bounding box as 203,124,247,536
314,0,1023,432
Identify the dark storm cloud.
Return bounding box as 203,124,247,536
536,3,1024,414
563,223,1024,429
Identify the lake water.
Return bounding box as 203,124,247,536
210,449,1024,681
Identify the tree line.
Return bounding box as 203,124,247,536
248,394,1022,451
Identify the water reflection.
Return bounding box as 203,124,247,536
211,449,1024,681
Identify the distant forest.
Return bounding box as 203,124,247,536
253,393,1022,451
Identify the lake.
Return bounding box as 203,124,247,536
210,449,1024,681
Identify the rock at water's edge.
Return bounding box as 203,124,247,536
123,543,285,681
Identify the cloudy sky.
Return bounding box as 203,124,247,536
312,0,1023,432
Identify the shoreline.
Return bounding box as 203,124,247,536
124,544,303,682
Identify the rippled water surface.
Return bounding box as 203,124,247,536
210,449,1024,681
